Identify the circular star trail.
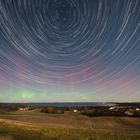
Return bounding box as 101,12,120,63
0,0,140,102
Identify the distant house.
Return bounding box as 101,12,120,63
125,110,134,116
46,107,55,113
109,106,127,111
136,108,140,111
73,109,78,113
41,107,64,114
18,107,29,111
19,108,23,111
109,106,116,110
125,109,140,117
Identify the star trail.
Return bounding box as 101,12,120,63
0,0,140,102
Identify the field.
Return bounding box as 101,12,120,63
0,109,140,140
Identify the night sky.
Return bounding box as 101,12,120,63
0,0,140,102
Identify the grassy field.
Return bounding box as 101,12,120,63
0,109,140,140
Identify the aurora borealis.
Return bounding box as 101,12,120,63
0,0,140,102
